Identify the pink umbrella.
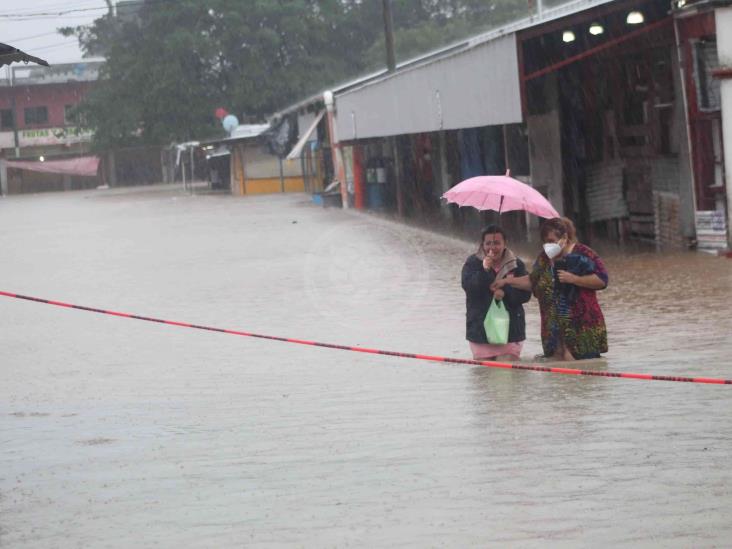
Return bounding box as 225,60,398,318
442,171,559,218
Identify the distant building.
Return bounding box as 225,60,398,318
199,124,306,196
0,61,103,194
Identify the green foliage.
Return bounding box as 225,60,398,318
65,0,531,150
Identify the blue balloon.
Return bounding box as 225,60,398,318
222,114,239,133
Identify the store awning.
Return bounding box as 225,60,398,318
5,156,100,177
286,110,325,160
206,146,231,159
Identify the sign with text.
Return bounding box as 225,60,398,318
18,127,93,147
695,210,728,250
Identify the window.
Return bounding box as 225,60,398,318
0,109,13,130
24,106,48,125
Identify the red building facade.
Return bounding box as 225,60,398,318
0,62,102,194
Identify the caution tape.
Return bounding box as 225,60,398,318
1,290,730,385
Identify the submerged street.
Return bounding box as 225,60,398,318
1,186,731,547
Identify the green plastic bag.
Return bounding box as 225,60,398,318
484,298,509,345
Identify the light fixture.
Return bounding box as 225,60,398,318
39,155,45,162
676,0,687,8
589,23,604,35
626,11,644,25
562,30,576,43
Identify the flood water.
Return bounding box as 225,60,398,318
1,186,731,547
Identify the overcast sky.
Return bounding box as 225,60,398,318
1,0,109,76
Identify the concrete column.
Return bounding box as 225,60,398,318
436,130,452,221
107,150,117,187
715,6,732,247
0,159,7,196
391,136,404,217
324,91,349,209
672,19,697,242
353,145,365,209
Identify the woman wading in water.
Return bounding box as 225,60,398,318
494,217,608,361
461,225,531,361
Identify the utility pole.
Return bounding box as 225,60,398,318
9,67,19,158
382,0,402,215
382,0,396,72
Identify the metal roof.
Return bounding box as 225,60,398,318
337,0,617,98
271,0,617,120
1,60,103,87
198,124,271,146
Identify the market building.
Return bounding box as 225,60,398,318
278,0,732,251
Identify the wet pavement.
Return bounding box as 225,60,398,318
1,185,731,547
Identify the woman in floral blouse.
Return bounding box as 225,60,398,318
493,217,608,361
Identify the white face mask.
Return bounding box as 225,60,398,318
543,242,563,259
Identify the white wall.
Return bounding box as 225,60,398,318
335,34,522,140
243,145,302,179
716,6,732,245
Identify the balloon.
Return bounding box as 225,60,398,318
215,107,228,119
222,114,239,133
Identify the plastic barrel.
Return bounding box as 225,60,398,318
367,183,384,210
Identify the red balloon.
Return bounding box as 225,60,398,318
215,107,228,119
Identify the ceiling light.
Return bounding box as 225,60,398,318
589,23,604,35
39,156,45,162
562,30,576,43
627,11,644,25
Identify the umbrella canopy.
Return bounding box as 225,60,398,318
442,173,559,219
0,43,49,68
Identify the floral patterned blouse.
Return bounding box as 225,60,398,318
530,243,608,359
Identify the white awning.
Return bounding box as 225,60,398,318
286,110,325,160
206,146,230,159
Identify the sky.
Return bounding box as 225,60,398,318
1,0,109,76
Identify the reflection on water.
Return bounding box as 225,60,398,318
1,187,731,547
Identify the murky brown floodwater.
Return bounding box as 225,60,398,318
1,185,731,547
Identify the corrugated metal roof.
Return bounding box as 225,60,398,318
230,124,270,139
341,0,617,97
271,0,617,121
198,124,271,146
331,0,623,140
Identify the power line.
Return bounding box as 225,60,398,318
1,31,60,44
0,4,109,18
0,0,101,15
30,41,80,52
0,0,181,19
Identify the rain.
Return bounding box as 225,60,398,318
1,0,732,547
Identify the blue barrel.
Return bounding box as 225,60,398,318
367,183,385,210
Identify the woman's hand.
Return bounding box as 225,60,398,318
493,288,505,300
556,270,578,285
482,254,494,271
490,274,513,292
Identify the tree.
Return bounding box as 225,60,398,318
63,0,530,151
